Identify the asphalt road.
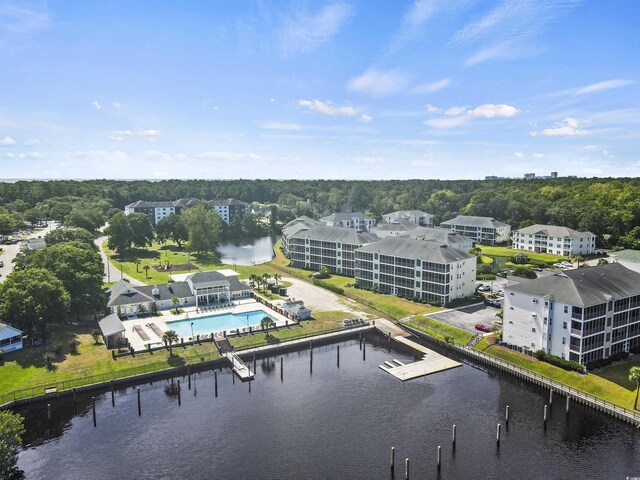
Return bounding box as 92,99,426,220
430,303,502,333
0,222,59,282
94,235,144,286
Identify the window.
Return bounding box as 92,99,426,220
532,327,536,333
563,321,567,329
562,337,566,345
564,306,568,313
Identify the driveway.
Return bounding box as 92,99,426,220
429,303,502,333
281,277,369,317
0,222,59,282
94,236,145,286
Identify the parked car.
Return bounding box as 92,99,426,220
477,284,491,292
0,260,4,267
496,271,508,278
475,324,491,333
534,267,544,272
484,298,502,308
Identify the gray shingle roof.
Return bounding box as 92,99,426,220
441,215,510,229
374,220,416,232
356,236,474,263
290,226,381,245
515,224,594,239
408,227,472,245
107,281,155,307
226,276,251,292
137,282,193,301
0,322,22,335
505,263,640,307
321,212,375,223
384,210,434,219
187,271,229,286
98,313,125,336
611,249,640,263
282,216,323,237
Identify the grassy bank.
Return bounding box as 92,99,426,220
478,245,568,263
405,315,473,344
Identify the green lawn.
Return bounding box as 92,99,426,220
405,316,474,344
593,355,640,390
0,320,221,397
479,245,568,263
473,342,637,409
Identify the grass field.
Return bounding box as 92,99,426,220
405,315,473,344
593,355,640,390
479,245,568,263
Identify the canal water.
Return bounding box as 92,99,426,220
217,235,279,266
14,334,640,479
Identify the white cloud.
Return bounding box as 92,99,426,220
426,103,519,128
259,122,304,131
574,79,633,95
532,153,545,159
534,117,590,137
279,3,352,55
18,151,44,160
346,69,411,97
298,99,358,117
91,101,102,110
412,78,452,94
0,136,16,146
71,150,129,161
0,3,51,35
514,152,524,159
24,138,41,146
425,104,441,114
112,101,122,108
110,129,163,142
197,151,261,162
358,114,373,123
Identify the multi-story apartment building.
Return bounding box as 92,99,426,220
287,226,380,277
503,264,640,366
382,210,435,227
281,216,323,251
408,227,475,251
354,237,476,306
370,219,417,238
124,197,247,225
440,215,511,245
512,224,596,256
320,212,377,232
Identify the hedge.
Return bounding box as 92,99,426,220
535,350,585,373
476,274,497,280
311,278,344,295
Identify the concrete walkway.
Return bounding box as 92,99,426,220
94,236,145,286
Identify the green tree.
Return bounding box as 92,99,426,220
143,264,150,279
348,183,372,212
273,273,281,287
261,315,275,336
64,205,104,232
162,329,179,355
182,204,222,256
0,410,25,480
171,296,180,314
0,214,19,236
128,213,155,248
261,273,271,292
0,268,70,342
155,214,187,247
630,366,640,410
45,227,95,247
105,212,134,255
228,215,244,238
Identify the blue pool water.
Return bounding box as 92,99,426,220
167,310,277,337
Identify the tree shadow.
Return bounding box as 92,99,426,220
167,354,186,367
265,334,281,345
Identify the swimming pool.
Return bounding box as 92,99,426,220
167,310,277,337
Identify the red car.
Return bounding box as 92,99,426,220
475,324,491,333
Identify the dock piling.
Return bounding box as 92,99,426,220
337,345,340,368
362,338,366,361
549,389,553,406
188,364,191,390
137,387,141,416
496,423,501,445
47,403,51,421
310,349,313,374
92,397,96,427
110,381,115,407
544,404,548,425
280,357,283,382
390,446,395,471
215,371,218,397
177,380,181,406
437,445,442,470
452,424,456,446
566,395,570,414
505,405,509,423
404,458,409,480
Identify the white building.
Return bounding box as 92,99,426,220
281,216,323,251
354,236,476,306
408,227,475,251
124,197,247,225
503,263,640,366
382,210,434,227
0,322,23,353
440,215,511,245
370,219,416,238
320,212,377,232
512,224,596,256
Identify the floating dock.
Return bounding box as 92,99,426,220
225,352,254,381
375,318,461,381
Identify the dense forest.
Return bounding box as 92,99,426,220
1,178,640,248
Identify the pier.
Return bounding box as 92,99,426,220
225,352,254,381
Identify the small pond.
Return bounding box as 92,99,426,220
217,235,279,265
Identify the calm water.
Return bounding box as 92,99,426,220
15,334,640,479
217,235,279,265
167,310,278,337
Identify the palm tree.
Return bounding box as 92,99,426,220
254,277,262,293
143,265,150,279
273,273,281,287
162,330,179,356
249,274,258,288
574,255,585,268
262,273,271,292
261,316,275,336
630,366,640,410
171,296,180,314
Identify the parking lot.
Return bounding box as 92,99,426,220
430,302,502,333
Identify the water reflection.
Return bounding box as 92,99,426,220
217,235,279,266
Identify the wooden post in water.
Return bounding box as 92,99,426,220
404,458,409,480
310,348,313,374
362,338,366,361
452,425,456,446
215,371,218,397
47,403,51,421
505,405,510,423
188,364,192,390
359,330,362,350
544,404,548,425
110,381,115,407
437,445,442,470
566,395,570,414
137,387,141,416
280,357,283,382
496,423,501,445
253,351,257,373
390,446,395,472
337,345,340,368
249,380,251,394
549,389,553,406
177,380,181,406
388,332,391,352
92,397,96,427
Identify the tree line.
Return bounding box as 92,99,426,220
2,178,640,247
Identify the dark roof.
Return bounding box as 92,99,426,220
125,197,246,209
290,226,380,245
107,281,155,307
356,236,474,263
282,216,323,237
515,224,594,239
505,263,640,307
321,212,375,223
226,276,251,292
409,227,472,246
98,313,125,336
374,219,416,231
137,282,193,300
187,271,229,286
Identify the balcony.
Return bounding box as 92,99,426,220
571,328,581,336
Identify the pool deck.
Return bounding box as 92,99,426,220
122,299,292,351
375,318,462,381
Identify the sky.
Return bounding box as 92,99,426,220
0,0,639,180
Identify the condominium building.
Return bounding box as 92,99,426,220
281,216,323,251
124,197,247,225
354,237,476,306
408,227,475,251
440,215,511,245
382,210,435,227
320,212,377,232
370,219,416,238
512,224,596,256
503,264,640,366
287,226,380,277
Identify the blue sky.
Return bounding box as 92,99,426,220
0,0,638,180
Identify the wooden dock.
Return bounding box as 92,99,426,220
225,352,254,381
375,318,461,381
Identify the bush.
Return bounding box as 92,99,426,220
311,278,344,295
477,264,493,275
512,266,537,279
52,343,64,355
534,350,585,373
477,273,497,280
43,352,57,371
68,339,79,354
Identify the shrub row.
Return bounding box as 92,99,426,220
535,350,586,373
311,278,344,295
585,351,630,370
476,273,497,280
